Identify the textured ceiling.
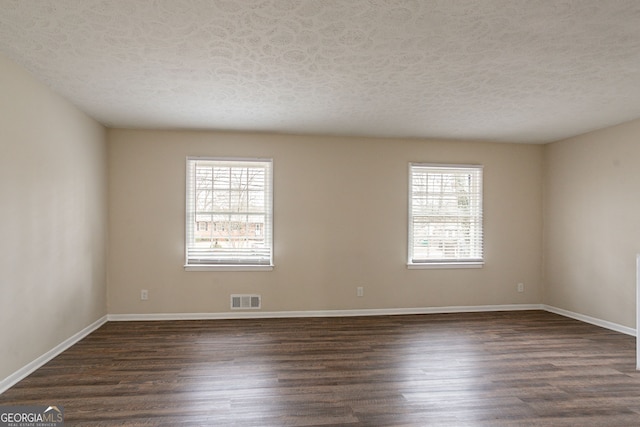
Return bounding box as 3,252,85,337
1,0,640,143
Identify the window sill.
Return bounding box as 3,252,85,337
184,264,274,272
407,262,484,270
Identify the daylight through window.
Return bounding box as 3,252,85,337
185,158,273,269
409,163,483,267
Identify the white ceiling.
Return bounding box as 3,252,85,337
1,0,639,143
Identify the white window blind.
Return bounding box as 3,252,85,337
409,163,483,266
186,158,273,268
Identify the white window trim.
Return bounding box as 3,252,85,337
407,261,484,270
407,163,484,269
184,156,274,271
185,264,274,272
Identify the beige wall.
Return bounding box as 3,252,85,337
543,118,640,328
108,130,543,314
0,54,107,381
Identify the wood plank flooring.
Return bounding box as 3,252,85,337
1,310,640,426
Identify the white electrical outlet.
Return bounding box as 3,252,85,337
517,283,524,293
357,287,364,297
140,289,149,300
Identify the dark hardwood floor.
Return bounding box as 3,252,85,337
1,310,639,426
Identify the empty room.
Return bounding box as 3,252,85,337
1,0,640,425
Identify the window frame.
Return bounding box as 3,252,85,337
184,156,274,271
407,163,484,269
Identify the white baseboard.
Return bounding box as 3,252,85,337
543,305,636,337
107,304,544,322
107,304,637,337
0,315,108,395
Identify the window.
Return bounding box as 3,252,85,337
185,157,273,270
408,163,483,268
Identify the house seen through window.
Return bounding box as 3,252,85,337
185,157,273,269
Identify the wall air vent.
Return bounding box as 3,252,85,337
230,294,261,310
